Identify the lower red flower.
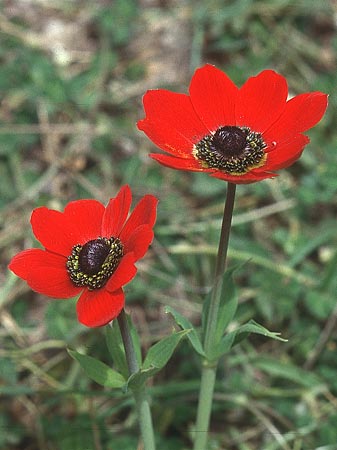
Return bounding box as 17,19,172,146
137,64,328,183
9,186,158,327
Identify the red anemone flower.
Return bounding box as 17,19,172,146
8,186,158,327
138,64,328,184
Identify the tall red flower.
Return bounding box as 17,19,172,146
9,186,158,327
137,64,328,183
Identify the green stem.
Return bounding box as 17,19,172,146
118,309,139,374
117,309,156,450
204,183,236,353
193,182,236,450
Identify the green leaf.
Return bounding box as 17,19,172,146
214,265,238,343
125,330,190,391
105,323,128,379
127,313,142,366
143,329,190,371
125,367,159,391
105,314,142,378
232,320,287,346
165,305,205,357
211,332,237,359
68,349,125,388
202,265,238,345
211,319,287,360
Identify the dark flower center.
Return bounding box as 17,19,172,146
79,240,111,276
212,127,247,157
67,237,124,290
193,125,266,174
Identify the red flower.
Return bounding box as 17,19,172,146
138,64,328,183
9,186,158,327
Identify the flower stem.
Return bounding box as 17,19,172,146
193,182,236,450
204,182,236,353
117,309,139,374
117,309,156,450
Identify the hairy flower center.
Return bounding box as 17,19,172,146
67,237,124,290
193,126,267,175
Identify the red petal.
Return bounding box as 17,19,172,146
264,92,328,141
76,288,125,327
123,225,154,260
236,70,288,132
105,253,137,292
210,169,275,184
150,153,212,172
101,185,132,237
9,248,47,280
31,207,80,256
24,252,80,298
64,199,105,244
262,134,309,171
28,268,80,298
138,119,194,158
119,195,158,243
189,64,238,131
137,90,208,156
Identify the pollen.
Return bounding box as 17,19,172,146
193,126,267,175
67,237,124,290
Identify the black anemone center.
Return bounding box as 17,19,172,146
67,237,124,290
193,125,266,174
211,126,247,157
79,239,111,276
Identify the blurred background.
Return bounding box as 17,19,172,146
1,1,337,449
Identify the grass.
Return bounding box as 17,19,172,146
1,0,337,449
